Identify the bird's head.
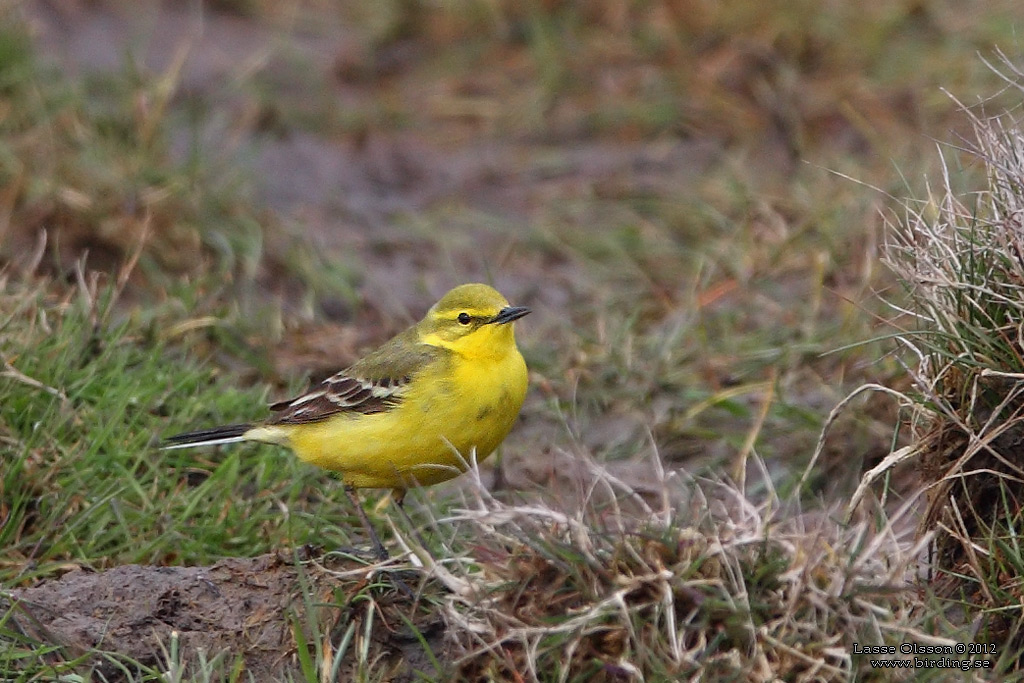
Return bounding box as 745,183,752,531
418,283,530,358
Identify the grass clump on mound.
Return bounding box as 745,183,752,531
396,455,923,681
874,56,1024,657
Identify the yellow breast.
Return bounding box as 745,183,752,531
278,347,528,490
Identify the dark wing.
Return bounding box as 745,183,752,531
267,373,407,423
266,329,441,425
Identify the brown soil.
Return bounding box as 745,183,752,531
6,550,444,679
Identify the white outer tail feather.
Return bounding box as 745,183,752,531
161,435,249,450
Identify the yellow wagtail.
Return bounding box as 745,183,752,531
164,283,530,558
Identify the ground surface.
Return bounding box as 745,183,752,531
9,550,443,679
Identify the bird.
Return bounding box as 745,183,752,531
164,283,530,559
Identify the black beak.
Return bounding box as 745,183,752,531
490,306,531,325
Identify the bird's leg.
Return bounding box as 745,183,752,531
347,486,418,600
344,485,389,561
391,488,434,552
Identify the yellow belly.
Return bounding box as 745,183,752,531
268,350,527,490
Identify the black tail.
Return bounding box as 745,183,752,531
162,423,253,450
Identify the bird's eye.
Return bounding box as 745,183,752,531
457,312,472,325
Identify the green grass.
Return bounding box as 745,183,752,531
0,276,350,577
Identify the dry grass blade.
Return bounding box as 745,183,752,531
0,357,68,405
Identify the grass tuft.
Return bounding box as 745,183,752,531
861,54,1024,673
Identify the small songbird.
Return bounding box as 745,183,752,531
164,283,530,558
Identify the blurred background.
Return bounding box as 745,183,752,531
5,0,1023,502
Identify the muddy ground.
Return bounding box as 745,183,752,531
7,550,444,679
22,0,726,314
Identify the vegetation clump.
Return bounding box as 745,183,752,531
875,55,1024,659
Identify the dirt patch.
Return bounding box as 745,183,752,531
6,550,445,680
